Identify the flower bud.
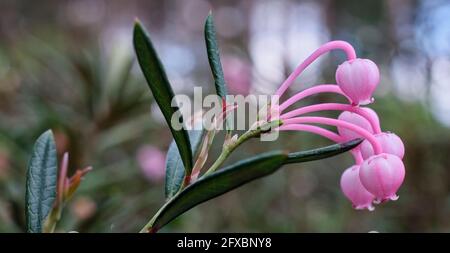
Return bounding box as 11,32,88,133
337,108,378,141
340,165,375,211
359,153,405,202
336,58,380,105
360,132,404,159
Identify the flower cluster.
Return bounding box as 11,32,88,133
273,41,405,211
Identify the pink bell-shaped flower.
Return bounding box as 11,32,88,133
359,153,405,202
360,132,405,160
340,165,375,211
335,58,380,105
337,108,378,141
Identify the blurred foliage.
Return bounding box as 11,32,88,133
0,0,450,232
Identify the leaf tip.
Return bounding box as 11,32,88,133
133,18,146,37
344,138,363,148
37,129,55,147
134,17,141,25
42,129,54,138
133,21,141,33
205,10,214,24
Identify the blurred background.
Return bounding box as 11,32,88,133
0,0,449,232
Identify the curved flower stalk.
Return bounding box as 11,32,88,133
278,84,349,111
272,40,406,210
134,15,407,233
337,108,380,141
275,41,356,97
280,103,382,133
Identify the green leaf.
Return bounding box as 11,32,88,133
204,13,232,132
285,138,363,164
165,130,206,199
148,151,288,232
133,21,193,172
25,130,58,233
145,140,362,232
205,13,228,99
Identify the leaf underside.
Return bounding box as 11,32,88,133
26,130,58,233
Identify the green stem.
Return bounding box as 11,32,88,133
139,201,170,233
204,119,282,176
139,119,282,233
43,205,62,233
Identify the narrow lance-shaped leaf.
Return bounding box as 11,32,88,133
145,139,362,232
205,13,228,100
165,129,205,199
133,21,193,172
146,151,287,232
204,13,232,131
285,138,363,164
26,130,58,233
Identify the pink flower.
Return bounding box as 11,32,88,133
137,145,166,182
335,58,380,105
340,165,375,211
359,153,405,202
337,109,375,141
360,132,405,160
271,41,405,211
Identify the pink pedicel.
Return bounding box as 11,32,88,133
279,124,342,143
340,165,375,211
359,153,405,203
338,111,373,140
360,132,405,160
335,58,380,105
362,107,380,127
280,103,381,134
351,149,364,165
337,107,380,141
282,116,383,154
275,41,356,97
279,84,348,112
